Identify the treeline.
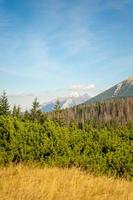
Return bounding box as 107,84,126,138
0,91,133,179
0,91,46,121
49,97,133,126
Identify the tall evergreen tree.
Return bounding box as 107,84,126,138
0,91,10,115
31,97,41,120
12,104,17,116
54,99,61,112
12,105,21,118
53,99,63,124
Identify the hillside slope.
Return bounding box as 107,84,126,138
86,76,133,104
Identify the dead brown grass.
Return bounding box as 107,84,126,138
0,165,132,200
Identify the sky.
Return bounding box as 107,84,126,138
0,0,133,108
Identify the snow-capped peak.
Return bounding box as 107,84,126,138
41,93,91,112
69,92,80,98
127,76,133,84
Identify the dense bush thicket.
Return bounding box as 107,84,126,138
0,115,132,178
0,91,133,179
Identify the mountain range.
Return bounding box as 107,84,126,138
7,76,133,112
41,93,90,112
41,76,133,112
86,76,133,104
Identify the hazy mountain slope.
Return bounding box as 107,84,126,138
41,93,90,112
86,76,133,104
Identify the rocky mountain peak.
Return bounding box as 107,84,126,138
127,75,133,84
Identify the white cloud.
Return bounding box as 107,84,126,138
69,84,95,91
7,91,57,111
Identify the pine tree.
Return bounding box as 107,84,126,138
12,105,21,118
12,105,17,116
31,97,41,120
53,99,63,124
17,106,21,118
54,99,61,112
24,110,30,120
0,91,10,115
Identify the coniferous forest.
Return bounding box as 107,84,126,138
0,91,133,179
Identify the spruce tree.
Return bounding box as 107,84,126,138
12,104,21,118
31,97,41,120
0,91,10,115
53,99,62,124
12,105,17,116
54,99,61,112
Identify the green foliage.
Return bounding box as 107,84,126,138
12,105,21,118
24,110,30,120
0,92,132,179
31,98,42,121
54,99,61,112
0,114,132,178
0,91,10,116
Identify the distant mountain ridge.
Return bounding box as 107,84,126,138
86,76,133,104
41,93,90,112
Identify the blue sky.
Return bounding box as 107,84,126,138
0,0,133,102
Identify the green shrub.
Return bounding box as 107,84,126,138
0,115,132,178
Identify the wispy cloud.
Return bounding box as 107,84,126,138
0,0,132,95
69,84,95,91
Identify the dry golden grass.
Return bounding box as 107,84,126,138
0,165,132,200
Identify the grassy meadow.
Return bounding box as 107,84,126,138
0,165,132,200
